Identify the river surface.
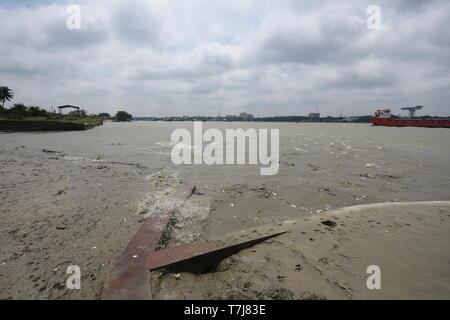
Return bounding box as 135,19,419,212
1,121,450,299
1,121,449,236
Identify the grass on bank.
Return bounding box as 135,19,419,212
0,116,103,125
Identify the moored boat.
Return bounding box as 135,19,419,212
370,107,450,128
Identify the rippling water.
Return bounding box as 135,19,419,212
1,121,449,236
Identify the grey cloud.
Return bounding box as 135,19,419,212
395,0,437,12
258,32,350,65
44,21,109,50
247,6,367,66
0,61,41,77
0,7,109,51
1,0,449,117
132,64,228,82
111,3,160,47
324,69,398,90
131,47,235,81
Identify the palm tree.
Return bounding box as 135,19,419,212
0,86,14,107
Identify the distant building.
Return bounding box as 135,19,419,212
57,105,80,116
308,113,320,119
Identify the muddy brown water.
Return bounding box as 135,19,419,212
2,121,450,235
1,121,449,298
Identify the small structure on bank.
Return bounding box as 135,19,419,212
308,112,320,120
57,105,80,117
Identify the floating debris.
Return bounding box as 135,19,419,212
308,163,321,171
321,220,337,227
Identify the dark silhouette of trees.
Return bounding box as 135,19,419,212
28,106,48,117
115,111,132,122
0,86,14,107
67,109,86,117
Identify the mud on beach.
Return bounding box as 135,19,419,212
0,146,148,299
0,145,210,299
151,201,450,300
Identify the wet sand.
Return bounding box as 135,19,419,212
0,146,206,299
0,146,149,299
152,201,450,300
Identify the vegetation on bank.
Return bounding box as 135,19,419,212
0,85,133,125
0,86,14,107
0,104,102,125
114,111,133,122
0,115,103,125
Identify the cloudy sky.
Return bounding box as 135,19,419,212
1,0,449,117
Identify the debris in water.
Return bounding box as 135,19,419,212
42,149,57,153
321,220,337,227
308,163,321,171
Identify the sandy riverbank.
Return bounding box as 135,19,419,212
0,146,160,299
151,201,450,300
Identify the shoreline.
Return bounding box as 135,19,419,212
0,119,103,131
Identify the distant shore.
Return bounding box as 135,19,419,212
133,116,372,123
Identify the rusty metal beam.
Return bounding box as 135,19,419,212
148,241,212,271
101,184,195,300
148,231,288,273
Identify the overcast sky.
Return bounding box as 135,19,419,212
1,0,449,117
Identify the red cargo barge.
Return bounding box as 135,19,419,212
370,107,450,128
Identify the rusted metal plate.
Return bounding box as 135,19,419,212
148,231,288,273
101,184,195,300
148,241,212,270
